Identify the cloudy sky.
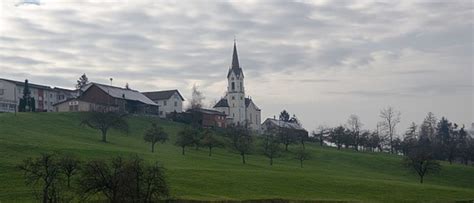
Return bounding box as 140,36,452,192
1,0,472,133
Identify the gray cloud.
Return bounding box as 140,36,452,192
0,0,472,130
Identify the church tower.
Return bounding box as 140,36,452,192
226,41,246,124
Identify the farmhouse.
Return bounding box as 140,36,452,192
142,90,184,118
213,42,262,132
262,118,308,137
54,83,158,114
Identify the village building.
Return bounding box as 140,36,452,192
54,83,159,114
187,108,227,128
0,78,71,112
142,90,184,118
262,118,308,137
213,42,262,132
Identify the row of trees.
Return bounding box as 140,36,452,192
18,153,169,203
313,109,474,183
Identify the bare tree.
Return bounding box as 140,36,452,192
175,127,195,155
404,139,441,184
201,129,223,156
190,84,205,110
295,148,311,168
228,125,253,164
313,125,329,147
144,123,169,153
18,153,62,203
59,154,81,188
262,134,282,166
380,106,401,154
80,112,129,143
347,114,363,151
78,156,169,202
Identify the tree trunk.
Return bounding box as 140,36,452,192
300,159,303,168
285,143,289,151
151,143,155,153
43,187,48,203
101,129,107,142
208,146,212,157
301,140,305,149
182,146,185,155
67,176,71,187
270,157,273,166
241,153,246,164
420,175,424,184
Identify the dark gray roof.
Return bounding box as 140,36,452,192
213,97,259,110
83,83,157,106
227,41,244,78
142,90,184,101
0,78,52,90
214,98,229,108
263,118,306,131
188,108,226,116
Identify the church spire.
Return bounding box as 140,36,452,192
232,40,240,68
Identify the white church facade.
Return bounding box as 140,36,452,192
214,42,262,132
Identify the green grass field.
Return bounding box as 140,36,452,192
0,112,473,202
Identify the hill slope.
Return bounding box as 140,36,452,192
0,113,473,202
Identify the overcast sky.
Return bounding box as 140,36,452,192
1,0,473,133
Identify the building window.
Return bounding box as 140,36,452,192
159,111,163,115
240,96,243,100
163,101,167,106
50,94,53,98
232,96,235,100
231,82,235,90
0,89,4,95
240,82,242,91
174,101,177,107
231,77,234,80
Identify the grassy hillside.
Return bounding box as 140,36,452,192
0,113,473,202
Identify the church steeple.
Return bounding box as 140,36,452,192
232,40,240,68
227,40,243,78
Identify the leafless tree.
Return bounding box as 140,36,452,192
80,112,129,142
295,148,311,168
59,154,81,188
18,153,63,203
380,106,401,154
347,114,363,151
190,84,205,110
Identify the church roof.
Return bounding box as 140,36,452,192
214,98,229,108
227,41,244,78
213,97,260,110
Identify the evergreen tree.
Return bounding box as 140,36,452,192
279,110,290,122
76,74,89,96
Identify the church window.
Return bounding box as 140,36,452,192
233,103,235,107
231,77,234,80
231,82,235,90
240,82,242,91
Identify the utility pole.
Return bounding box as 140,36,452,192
14,86,17,116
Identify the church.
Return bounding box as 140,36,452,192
214,42,262,132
